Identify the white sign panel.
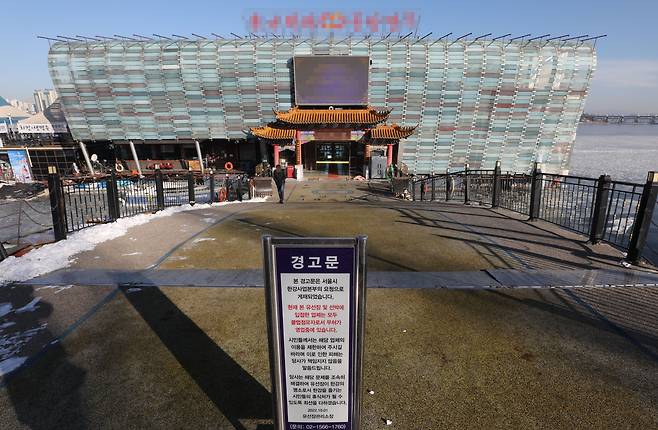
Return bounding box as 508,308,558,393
265,237,366,430
280,272,350,424
0,123,7,134
18,123,60,134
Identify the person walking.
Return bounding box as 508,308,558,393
273,164,286,204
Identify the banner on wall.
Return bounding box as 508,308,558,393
7,149,33,183
17,122,68,134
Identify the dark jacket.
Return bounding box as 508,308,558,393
273,168,286,186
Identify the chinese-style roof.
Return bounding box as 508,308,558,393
366,124,417,140
274,107,391,126
250,126,295,140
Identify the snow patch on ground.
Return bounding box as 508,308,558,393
126,288,142,293
0,198,267,285
0,323,47,376
201,217,217,224
15,297,41,314
36,285,73,294
0,356,27,376
0,303,12,318
192,237,216,243
122,252,143,256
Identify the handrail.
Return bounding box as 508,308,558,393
407,167,656,264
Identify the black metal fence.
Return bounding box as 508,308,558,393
49,170,254,239
410,166,658,265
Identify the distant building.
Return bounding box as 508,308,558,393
33,89,58,113
0,95,31,133
9,99,35,115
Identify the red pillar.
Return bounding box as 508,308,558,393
273,144,280,166
386,144,393,167
295,130,302,166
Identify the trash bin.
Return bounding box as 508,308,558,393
286,165,295,178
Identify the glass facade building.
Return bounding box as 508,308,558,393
48,37,596,174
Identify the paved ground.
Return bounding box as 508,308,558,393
1,179,657,429
0,286,657,429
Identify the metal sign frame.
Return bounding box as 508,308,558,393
263,236,367,430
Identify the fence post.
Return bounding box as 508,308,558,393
47,166,67,241
492,160,501,208
446,169,452,201
431,176,436,201
411,179,416,201
529,162,543,220
155,169,165,210
209,174,215,204
589,174,611,244
106,170,121,221
420,178,425,201
464,163,470,204
188,171,195,205
16,201,23,245
627,171,658,264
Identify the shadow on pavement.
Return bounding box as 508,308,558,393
489,289,658,360
120,285,272,429
2,284,87,430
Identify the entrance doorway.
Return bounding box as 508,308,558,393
316,142,350,176
303,141,365,177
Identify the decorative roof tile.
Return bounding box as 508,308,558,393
250,126,295,140
367,124,417,140
274,107,391,125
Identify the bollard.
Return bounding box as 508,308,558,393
528,162,543,220
589,174,612,244
188,172,195,205
155,169,165,210
237,175,243,202
209,174,215,203
464,163,470,204
627,171,658,264
492,160,501,208
47,166,67,241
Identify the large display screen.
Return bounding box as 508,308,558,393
294,56,369,106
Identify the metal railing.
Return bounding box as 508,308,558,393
537,174,598,236
409,166,658,265
49,170,254,238
498,173,532,215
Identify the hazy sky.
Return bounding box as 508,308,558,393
2,0,656,113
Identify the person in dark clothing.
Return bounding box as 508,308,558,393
273,164,286,203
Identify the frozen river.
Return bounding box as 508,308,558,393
571,124,658,183
572,124,658,264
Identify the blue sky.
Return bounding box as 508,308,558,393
2,0,657,113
